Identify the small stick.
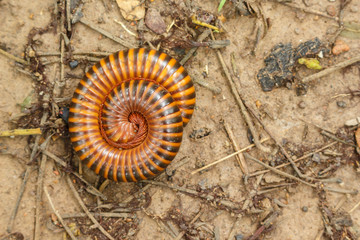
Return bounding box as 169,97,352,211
211,31,271,153
249,141,337,177
66,176,115,240
62,212,135,218
0,48,29,65
246,105,323,182
191,15,221,32
142,180,243,210
193,77,221,95
299,118,335,135
244,153,315,187
34,135,52,240
66,0,71,32
248,211,279,240
191,138,270,175
113,19,137,37
301,55,360,83
38,52,112,57
6,166,32,233
7,113,48,233
349,199,360,213
321,130,356,147
174,208,204,240
43,187,77,240
180,29,211,65
0,128,41,137
78,18,137,49
280,2,339,21
40,148,107,200
223,120,249,175
99,179,110,193
244,153,358,195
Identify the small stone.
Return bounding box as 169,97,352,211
69,60,79,69
294,28,301,35
298,101,306,109
317,51,324,58
337,101,347,108
312,153,321,163
350,6,358,13
28,50,36,57
326,5,337,16
332,39,350,55
302,206,308,212
235,234,244,240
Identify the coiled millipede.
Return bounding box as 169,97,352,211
69,48,195,182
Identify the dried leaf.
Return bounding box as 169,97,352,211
116,0,145,21
340,22,360,39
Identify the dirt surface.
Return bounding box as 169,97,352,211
1,0,360,239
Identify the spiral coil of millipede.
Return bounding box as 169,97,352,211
69,48,195,182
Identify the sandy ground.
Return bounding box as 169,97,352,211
0,0,360,239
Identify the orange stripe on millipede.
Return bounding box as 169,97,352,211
127,49,135,78
108,54,122,84
100,58,117,86
143,50,157,79
93,63,112,90
118,51,128,80
136,48,145,78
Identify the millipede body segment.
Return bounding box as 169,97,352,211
69,48,195,182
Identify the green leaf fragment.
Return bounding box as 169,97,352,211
298,58,322,70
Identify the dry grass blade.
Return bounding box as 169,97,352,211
191,138,270,175
0,128,41,137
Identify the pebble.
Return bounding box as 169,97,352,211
332,39,350,55
326,5,337,16
294,28,301,35
312,153,321,163
235,234,244,240
302,206,308,212
337,101,347,108
350,6,358,13
298,101,306,109
69,60,79,69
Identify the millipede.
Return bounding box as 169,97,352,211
69,48,195,182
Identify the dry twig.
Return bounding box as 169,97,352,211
191,138,270,175
249,141,338,177
142,180,243,210
76,18,137,49
301,55,360,83
34,135,52,240
211,31,271,153
0,48,29,65
43,186,77,240
223,120,249,175
0,128,41,137
279,2,339,21
244,153,358,195
66,176,115,240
